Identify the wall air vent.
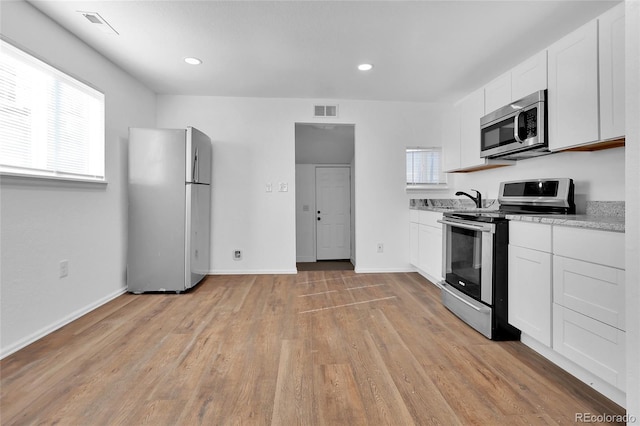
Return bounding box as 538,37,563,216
78,11,119,35
314,104,338,118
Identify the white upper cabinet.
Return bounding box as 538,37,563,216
459,88,486,169
548,4,625,151
442,104,461,172
485,50,547,114
599,3,625,140
511,50,547,101
484,72,512,114
548,20,600,151
442,93,513,173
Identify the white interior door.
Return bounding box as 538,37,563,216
316,166,351,260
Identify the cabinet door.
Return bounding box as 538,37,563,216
459,88,485,169
553,256,625,330
511,50,547,101
410,221,420,267
548,20,599,150
484,72,511,114
553,304,626,390
418,224,429,272
508,245,552,346
442,105,461,172
423,225,443,282
599,3,625,140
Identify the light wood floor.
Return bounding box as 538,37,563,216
0,272,624,425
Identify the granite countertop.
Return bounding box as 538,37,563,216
410,198,499,212
410,199,625,232
505,213,625,232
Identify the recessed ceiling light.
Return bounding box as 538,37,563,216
184,57,202,65
358,63,373,71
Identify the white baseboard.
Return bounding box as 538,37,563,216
209,269,298,275
413,267,443,288
296,256,316,263
0,287,127,360
520,334,626,408
354,267,415,274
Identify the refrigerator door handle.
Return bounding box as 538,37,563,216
192,147,199,183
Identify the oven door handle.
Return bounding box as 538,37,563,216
437,219,492,233
441,283,482,312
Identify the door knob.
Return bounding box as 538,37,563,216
317,211,321,214
317,217,321,221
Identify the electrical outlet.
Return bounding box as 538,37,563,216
266,183,273,192
233,250,242,261
59,260,69,278
377,243,384,253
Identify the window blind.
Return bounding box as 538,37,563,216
0,40,105,181
406,147,446,186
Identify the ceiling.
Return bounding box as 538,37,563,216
24,0,620,103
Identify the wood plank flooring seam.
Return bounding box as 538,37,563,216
298,296,398,314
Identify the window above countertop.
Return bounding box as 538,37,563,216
406,147,448,191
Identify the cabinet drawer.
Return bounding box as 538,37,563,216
409,209,420,223
418,210,442,227
553,226,624,268
509,221,551,252
553,304,625,390
553,256,625,330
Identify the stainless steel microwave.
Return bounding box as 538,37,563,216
480,90,549,160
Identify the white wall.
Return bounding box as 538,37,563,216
423,147,626,212
0,2,156,357
625,0,639,417
157,96,444,273
295,164,316,262
295,124,355,164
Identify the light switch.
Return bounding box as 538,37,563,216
278,182,288,192
266,183,273,192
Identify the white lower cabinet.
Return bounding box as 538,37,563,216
508,244,552,346
422,224,443,282
553,304,626,390
410,221,419,267
551,227,626,392
553,255,625,330
508,221,626,400
409,210,443,283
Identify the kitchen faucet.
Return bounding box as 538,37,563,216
455,189,483,208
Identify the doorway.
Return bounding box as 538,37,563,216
294,123,355,271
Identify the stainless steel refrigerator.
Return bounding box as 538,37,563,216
127,127,212,293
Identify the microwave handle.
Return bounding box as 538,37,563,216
514,111,525,143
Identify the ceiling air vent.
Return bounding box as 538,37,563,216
78,11,119,35
314,104,338,118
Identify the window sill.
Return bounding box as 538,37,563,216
1,171,108,187
406,184,449,192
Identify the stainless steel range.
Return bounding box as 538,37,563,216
438,178,575,340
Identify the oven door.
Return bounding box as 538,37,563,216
439,217,494,305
